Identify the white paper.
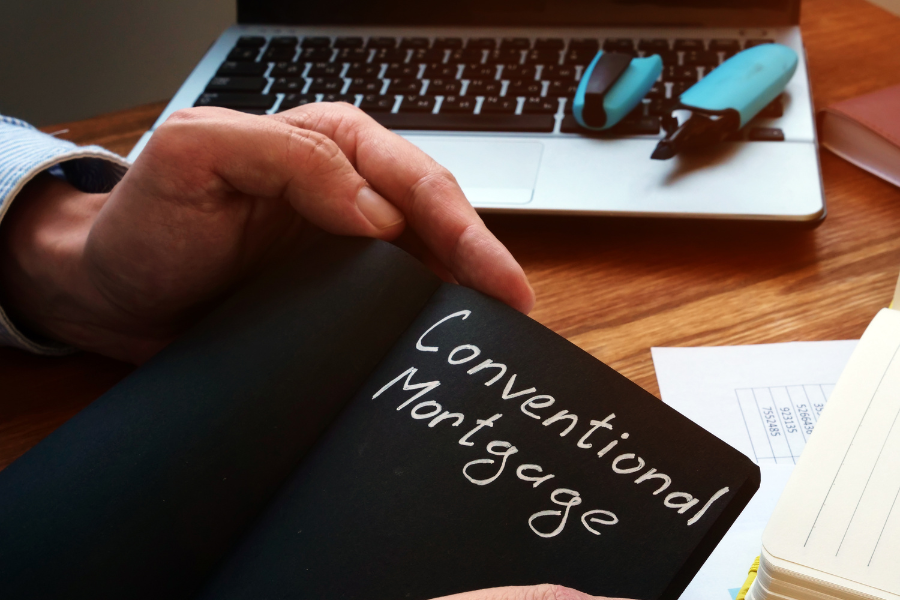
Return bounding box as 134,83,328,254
651,340,858,600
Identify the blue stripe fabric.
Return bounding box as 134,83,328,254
0,114,130,355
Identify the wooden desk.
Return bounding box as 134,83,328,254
3,0,900,471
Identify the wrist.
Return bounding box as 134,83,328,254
0,173,108,349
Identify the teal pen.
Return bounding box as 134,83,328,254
651,43,798,160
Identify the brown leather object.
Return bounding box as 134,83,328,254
818,83,900,187
821,83,900,146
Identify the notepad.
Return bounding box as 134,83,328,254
0,235,760,600
749,309,900,600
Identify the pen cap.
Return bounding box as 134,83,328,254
680,44,798,128
574,51,663,130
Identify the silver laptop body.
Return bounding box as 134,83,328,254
129,0,823,223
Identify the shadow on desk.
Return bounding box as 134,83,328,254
0,349,133,471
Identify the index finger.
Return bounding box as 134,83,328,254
269,103,535,314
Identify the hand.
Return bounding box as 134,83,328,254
0,103,534,362
431,584,624,600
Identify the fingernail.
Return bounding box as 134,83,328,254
553,587,597,600
357,186,404,229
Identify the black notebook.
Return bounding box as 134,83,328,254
0,235,760,600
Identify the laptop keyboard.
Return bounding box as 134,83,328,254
195,34,783,137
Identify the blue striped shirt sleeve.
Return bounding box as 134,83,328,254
0,115,130,355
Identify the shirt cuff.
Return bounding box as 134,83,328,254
0,115,130,356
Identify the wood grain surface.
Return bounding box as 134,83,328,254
3,0,900,471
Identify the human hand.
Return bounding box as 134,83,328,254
431,584,625,600
0,103,534,362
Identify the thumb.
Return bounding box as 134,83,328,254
431,584,622,600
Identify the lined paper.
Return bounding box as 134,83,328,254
763,309,900,595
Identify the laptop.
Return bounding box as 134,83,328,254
128,0,824,223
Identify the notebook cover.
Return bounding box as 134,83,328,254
820,83,900,148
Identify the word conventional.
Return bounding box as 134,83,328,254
372,310,732,540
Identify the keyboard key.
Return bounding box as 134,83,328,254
467,38,497,49
638,39,671,53
748,127,784,141
194,93,276,110
399,37,430,49
346,62,381,78
682,50,719,66
461,64,497,79
360,94,395,112
270,78,305,93
299,48,333,62
466,79,501,96
486,49,523,64
307,62,343,76
337,48,369,62
506,80,542,96
263,47,296,61
270,36,298,47
205,76,267,93
450,49,486,64
440,95,477,113
674,39,705,50
271,62,304,77
227,48,259,61
433,37,463,49
279,93,316,111
347,77,383,94
370,112,555,132
615,116,662,135
709,39,740,52
645,83,664,99
424,63,458,78
307,77,345,93
568,38,600,51
367,37,397,49
217,61,268,76
525,49,562,64
389,78,423,94
334,37,364,48
427,78,461,95
481,96,517,114
534,38,565,50
541,64,577,81
501,38,531,50
604,38,635,52
321,93,357,104
564,49,597,65
745,39,775,48
757,96,784,118
671,81,693,96
646,98,668,116
560,114,660,135
548,80,579,97
411,48,447,63
523,96,558,113
235,36,266,48
384,63,419,78
655,51,679,65
664,66,698,81
373,48,408,63
399,95,436,112
500,64,537,80
302,36,332,48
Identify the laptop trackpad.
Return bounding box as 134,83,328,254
403,137,543,205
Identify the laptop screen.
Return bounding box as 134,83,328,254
238,0,799,27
